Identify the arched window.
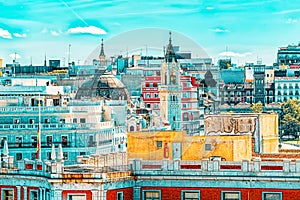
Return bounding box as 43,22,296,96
130,126,134,132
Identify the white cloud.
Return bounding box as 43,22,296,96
41,28,48,33
275,8,300,15
205,7,214,10
50,30,62,36
0,28,12,39
212,28,229,33
286,18,298,24
13,33,27,38
67,26,107,35
219,51,252,58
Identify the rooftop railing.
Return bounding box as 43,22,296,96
0,121,112,130
130,158,300,175
0,106,70,113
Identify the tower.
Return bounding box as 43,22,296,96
159,32,182,130
99,38,106,67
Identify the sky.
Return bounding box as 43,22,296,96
1,0,300,66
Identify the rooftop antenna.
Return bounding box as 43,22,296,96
13,52,17,62
31,56,33,66
68,44,71,66
44,53,46,66
226,46,228,59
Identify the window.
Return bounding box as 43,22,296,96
30,190,38,200
221,191,241,200
44,118,50,123
59,119,65,123
182,191,200,200
47,152,51,160
3,189,14,200
262,192,282,200
62,136,68,147
73,118,77,123
143,190,161,200
68,194,86,200
46,136,52,146
154,93,159,98
29,119,35,124
80,118,86,123
63,152,68,160
31,153,36,160
183,113,188,121
31,136,37,147
80,152,86,156
205,144,211,151
13,119,20,124
146,93,151,98
117,192,124,200
156,141,162,148
16,153,22,160
16,136,22,147
53,99,60,106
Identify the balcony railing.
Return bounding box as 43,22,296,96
0,122,112,130
5,141,72,148
0,106,70,113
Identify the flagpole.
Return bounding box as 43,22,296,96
36,93,42,161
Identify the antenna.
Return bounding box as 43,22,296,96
226,46,228,59
44,52,47,66
68,44,71,66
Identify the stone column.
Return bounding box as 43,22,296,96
17,186,21,200
174,159,180,171
133,186,141,200
54,189,62,200
39,188,45,200
202,159,209,171
242,159,249,172
296,159,300,173
92,189,99,200
283,159,290,173
213,160,219,171
23,186,27,200
253,158,261,172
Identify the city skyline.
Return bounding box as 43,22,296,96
1,0,300,66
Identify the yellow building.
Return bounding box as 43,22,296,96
128,131,252,161
128,113,278,161
265,67,275,84
0,58,2,68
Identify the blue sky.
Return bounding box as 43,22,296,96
1,0,300,66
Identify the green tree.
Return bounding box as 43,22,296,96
250,103,263,113
281,98,300,138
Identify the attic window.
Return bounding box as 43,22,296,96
205,144,211,151
157,141,162,148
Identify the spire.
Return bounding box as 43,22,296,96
3,139,8,157
165,31,177,63
57,144,63,160
51,143,56,160
44,52,47,66
100,38,105,57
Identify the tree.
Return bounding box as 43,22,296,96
281,98,300,138
250,103,263,113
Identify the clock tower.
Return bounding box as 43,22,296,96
159,32,182,130
99,38,106,67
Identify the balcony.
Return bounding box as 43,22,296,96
6,141,72,148
0,122,112,131
0,106,70,114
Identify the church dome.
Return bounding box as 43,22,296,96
75,70,130,101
